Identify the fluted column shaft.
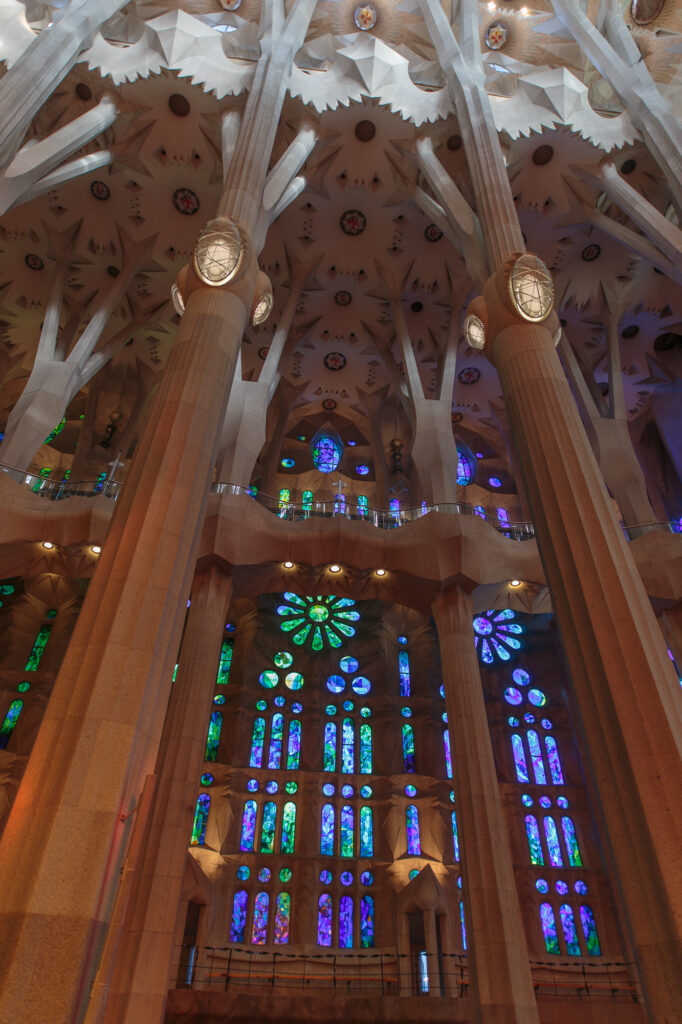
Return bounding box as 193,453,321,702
432,586,540,1024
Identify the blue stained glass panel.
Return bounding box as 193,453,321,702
545,736,564,784
342,718,354,773
360,895,374,947
324,722,337,771
544,816,563,867
527,730,547,785
580,905,601,955
341,805,354,857
321,803,335,856
190,793,210,846
250,717,265,767
339,895,353,948
281,801,296,854
360,805,373,857
560,904,581,955
561,816,582,866
0,699,22,749
287,720,301,770
444,729,453,778
525,815,544,865
451,810,460,862
511,734,529,783
402,723,415,773
230,890,248,942
260,801,277,853
252,892,269,944
317,894,333,946
360,723,372,773
406,804,420,855
268,713,284,769
398,650,411,696
240,800,257,852
312,435,342,473
460,900,467,950
540,903,560,955
204,711,222,762
274,892,291,944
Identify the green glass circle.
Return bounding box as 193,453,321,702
285,781,298,794
274,651,293,668
256,699,267,710
309,604,329,622
200,772,214,786
285,671,304,690
279,868,292,883
17,681,29,692
46,609,57,620
259,670,279,689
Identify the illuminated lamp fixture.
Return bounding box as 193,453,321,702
91,545,102,554
328,563,342,574
171,282,185,316
282,561,294,569
193,217,247,286
42,541,54,549
508,254,554,322
375,569,387,577
510,579,522,588
251,272,274,325
463,313,485,351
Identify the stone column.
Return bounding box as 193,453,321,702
423,909,442,998
432,586,540,1024
88,562,233,1024
487,305,682,1024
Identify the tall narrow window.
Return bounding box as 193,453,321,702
190,794,210,846
278,489,290,518
230,891,248,942
204,711,222,762
287,720,301,770
406,804,420,855
340,805,354,857
342,718,354,773
260,801,277,853
360,895,374,947
511,734,529,783
398,650,411,696
25,623,52,671
335,492,346,515
544,816,563,867
360,806,373,857
390,498,400,519
359,723,372,773
216,639,233,686
451,811,460,862
402,723,415,772
268,713,284,769
251,892,269,944
560,904,581,956
302,490,313,513
274,893,291,944
459,901,467,950
250,717,265,768
443,729,453,778
321,803,335,856
545,736,564,784
0,699,23,750
561,817,582,866
540,903,560,955
324,722,337,771
579,906,601,955
526,730,547,785
240,800,257,852
317,894,333,946
339,895,353,948
357,495,368,517
497,506,510,531
524,815,544,865
281,801,296,854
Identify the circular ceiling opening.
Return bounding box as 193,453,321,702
168,93,190,117
447,134,462,151
75,83,92,101
532,144,554,166
355,120,376,142
621,159,636,175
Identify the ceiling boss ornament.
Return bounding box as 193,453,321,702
193,218,248,287
354,4,378,31
508,254,554,323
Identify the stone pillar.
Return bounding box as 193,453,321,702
488,307,682,1024
423,909,442,998
432,586,540,1024
88,563,233,1024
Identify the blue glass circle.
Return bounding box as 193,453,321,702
528,689,547,707
442,712,448,723
320,869,332,884
312,434,342,473
341,785,353,797
256,699,267,711
360,706,371,717
535,879,549,894
342,700,354,711
508,716,519,726
539,796,551,808
401,707,412,718
489,476,502,488
409,869,419,880
274,695,286,707
258,867,271,882
521,794,533,807
557,796,569,809
504,687,523,706
574,880,588,895
323,783,335,796
398,635,408,645
340,871,353,886
266,780,278,794
405,784,417,797
556,880,568,895
356,464,369,476
340,656,359,673
213,694,225,705
524,712,535,724
351,675,371,695
360,785,372,797
513,668,530,686
541,718,552,730
361,871,373,885
281,458,295,468
327,674,345,693
292,702,303,713
237,865,250,880
326,705,336,715
247,779,259,792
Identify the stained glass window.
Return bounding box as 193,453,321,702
278,594,359,650
561,817,582,866
511,734,529,783
250,718,265,767
451,810,460,862
525,815,544,865
230,890,248,942
260,801,277,853
0,699,23,749
240,800,257,852
324,722,337,771
402,723,416,772
268,714,284,769
398,650,411,696
341,717,355,773
360,895,374,947
312,435,343,473
287,720,301,769
473,609,523,664
25,624,52,671
526,730,547,785
339,895,353,948
216,639,233,686
406,804,420,855
191,793,210,846
252,892,269,944
460,901,467,950
544,816,563,867
560,904,581,956
321,803,335,855
545,736,564,784
357,495,368,517
204,711,222,762
359,723,372,773
456,447,473,486
580,905,601,955
317,894,333,946
302,490,313,513
278,489,290,518
360,805,373,857
341,805,354,857
443,729,453,778
281,801,296,854
274,892,291,944
540,902,560,955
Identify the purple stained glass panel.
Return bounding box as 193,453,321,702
545,735,564,784
321,803,335,856
268,713,284,769
342,717,354,773
406,804,420,855
240,800,257,852
250,717,265,767
287,719,301,770
317,894,333,946
511,733,529,783
560,904,580,955
561,816,582,866
540,902,560,954
230,890,248,942
527,729,547,785
443,729,453,779
274,892,291,944
339,894,353,948
398,650,411,696
544,816,563,867
360,895,374,947
251,892,269,944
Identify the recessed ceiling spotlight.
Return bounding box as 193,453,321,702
375,569,387,577
91,545,102,554
329,563,342,573
283,561,294,569
510,579,522,588
42,541,54,550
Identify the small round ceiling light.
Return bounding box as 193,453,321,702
463,313,486,351
171,282,185,316
329,563,342,574
375,569,387,577
510,579,522,588
252,279,274,326
42,541,54,550
193,218,246,287
509,253,554,323
282,561,294,569
91,545,102,554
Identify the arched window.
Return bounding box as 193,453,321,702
580,906,601,955
561,816,582,866
459,901,467,949
543,816,563,867
560,904,580,956
240,800,257,852
204,711,222,762
341,805,354,857
360,895,374,947
260,801,277,853
398,651,411,696
190,794,210,846
216,639,233,686
278,489,290,518
359,806,373,857
402,723,415,772
274,892,291,944
359,723,372,773
540,903,560,954
268,713,284,769
251,892,269,944
324,722,337,771
302,490,313,513
26,621,53,671
357,495,368,517
511,734,529,783
474,505,485,518
250,717,265,767
0,699,23,750
545,736,564,784
339,895,353,948
524,815,544,865
342,717,354,773
317,894,333,946
321,804,335,855
406,804,420,855
526,730,547,785
281,801,296,854
443,729,453,778
230,891,248,942
287,720,301,770
335,491,346,515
